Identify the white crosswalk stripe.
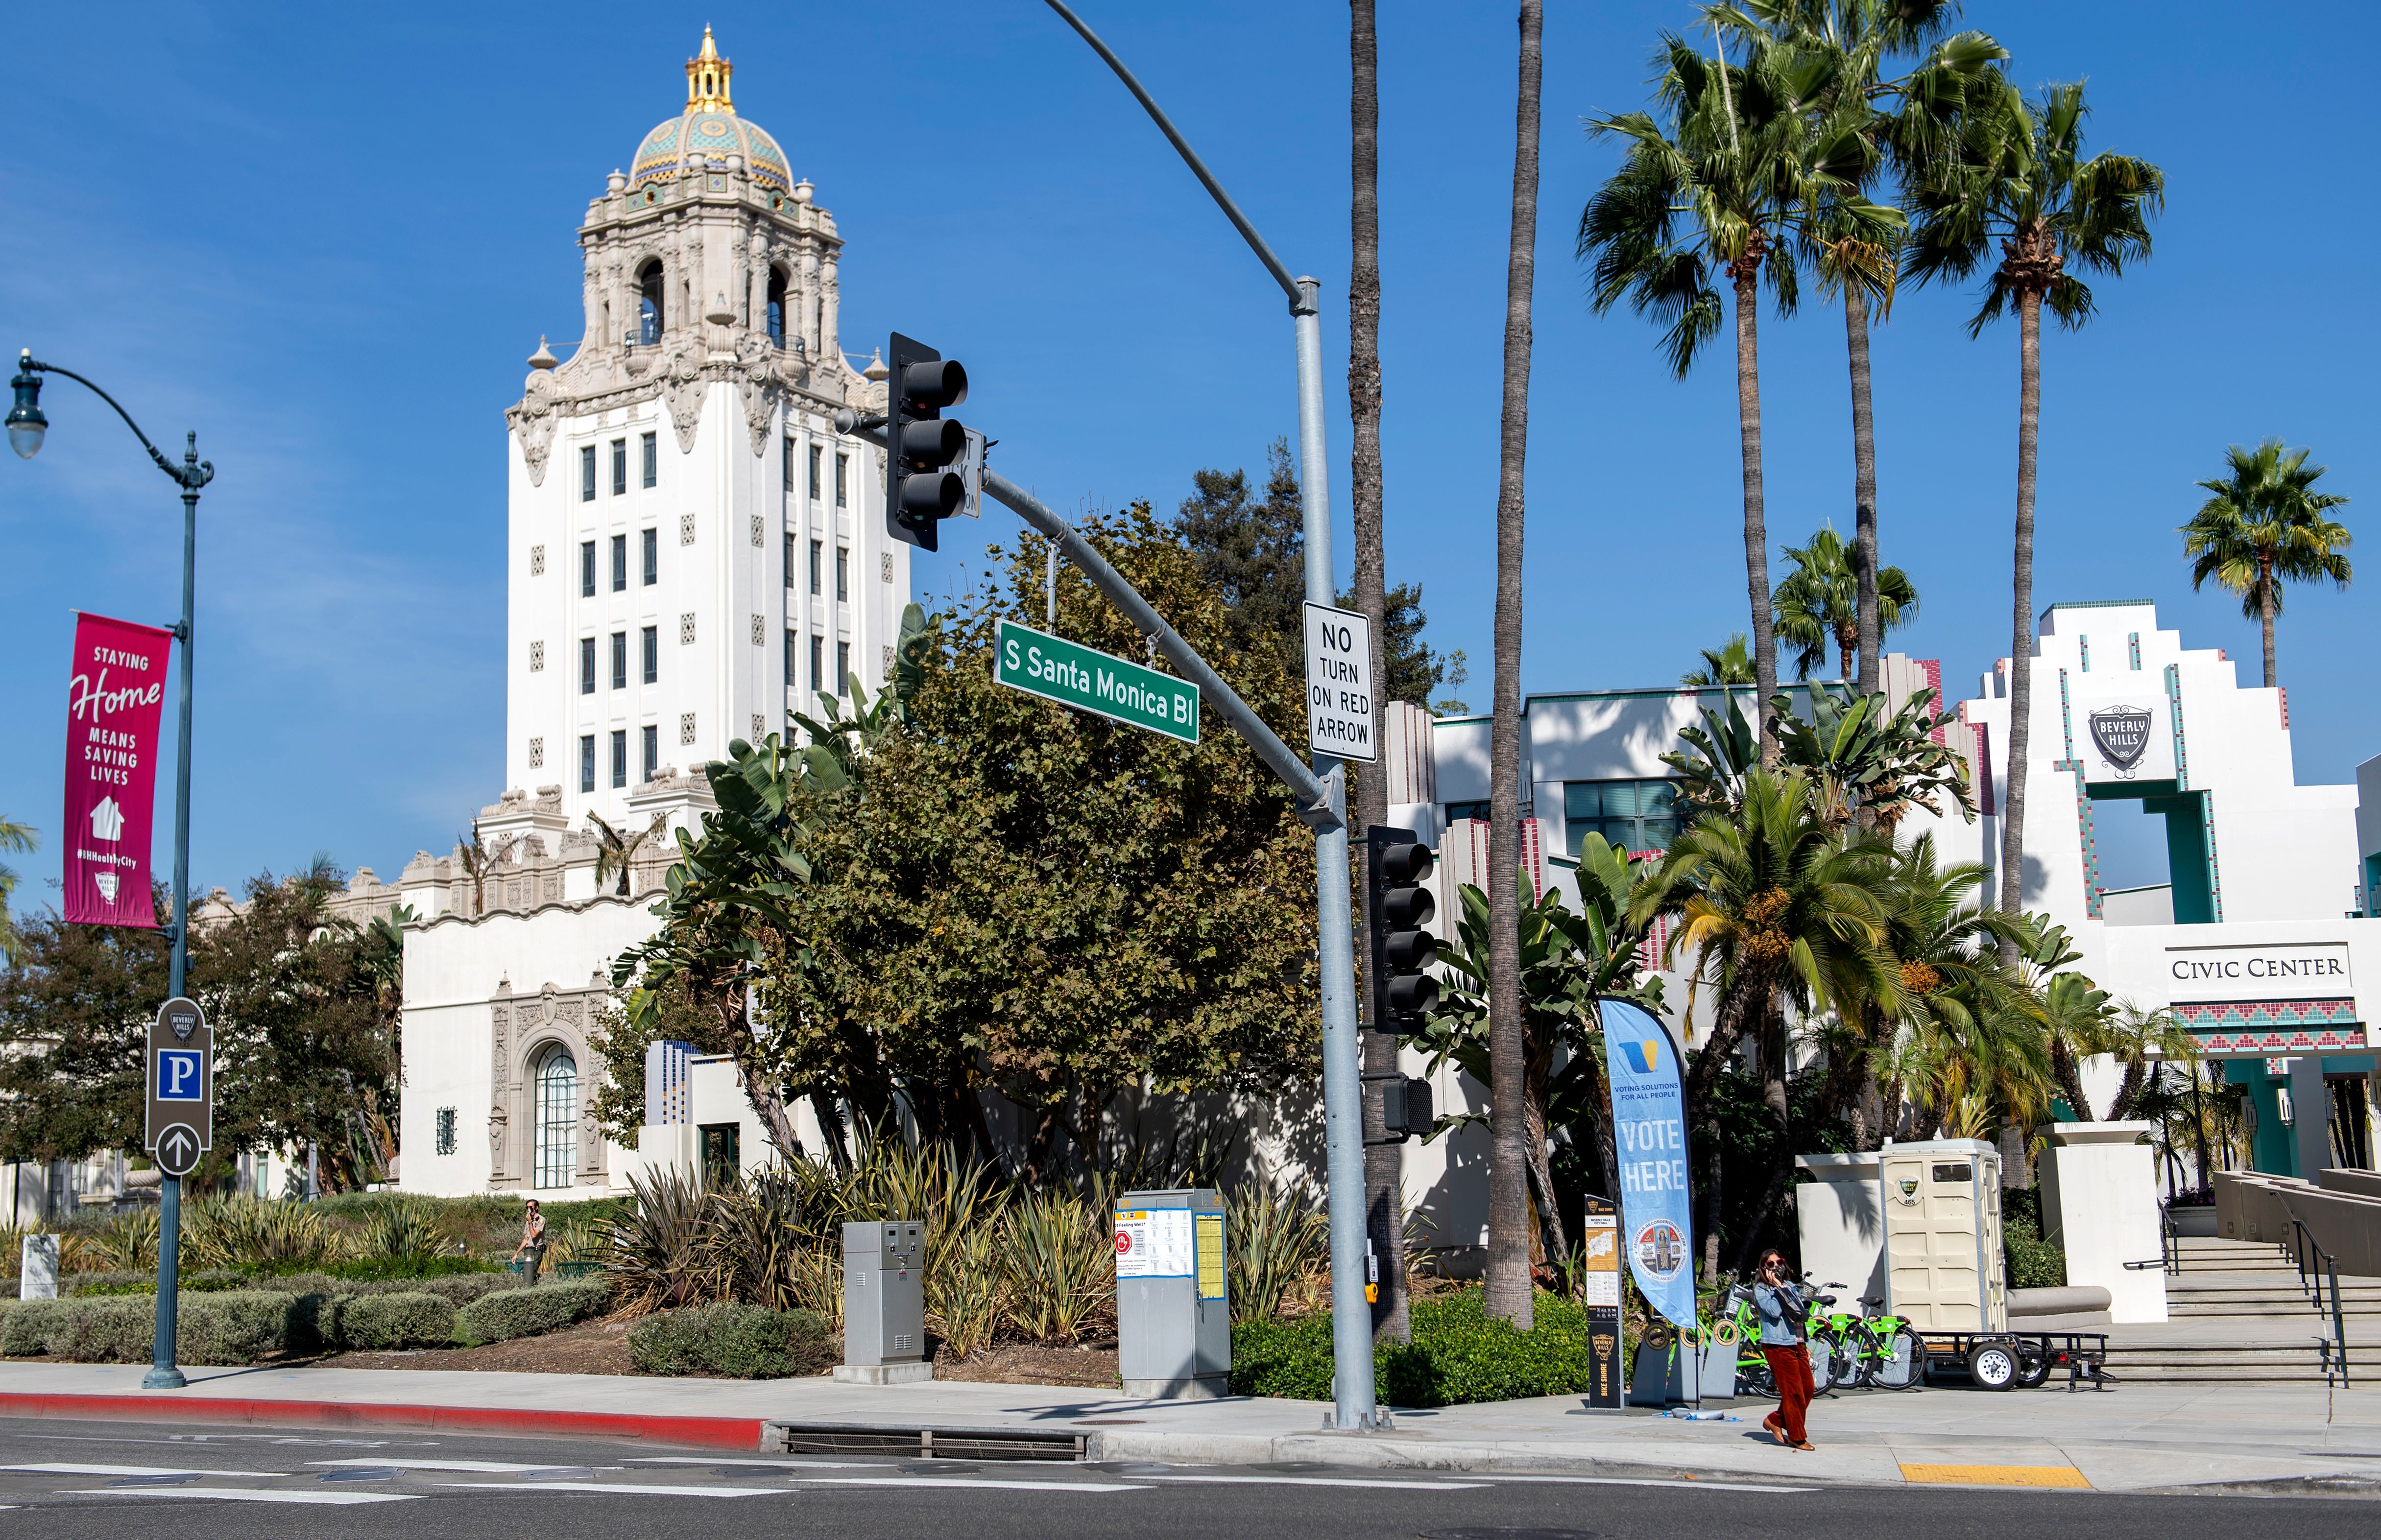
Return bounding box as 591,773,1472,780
440,1481,788,1497
313,1458,608,1473
797,1477,1152,1493
1137,1474,1485,1490
2,1463,288,1478
64,1488,421,1505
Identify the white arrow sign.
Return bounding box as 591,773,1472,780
155,1123,202,1178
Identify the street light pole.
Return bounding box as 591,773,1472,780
1041,3,1380,1430
9,349,212,1390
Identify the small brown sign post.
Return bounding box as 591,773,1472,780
146,995,212,1178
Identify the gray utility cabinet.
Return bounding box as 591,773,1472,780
1114,1187,1228,1398
842,1221,925,1366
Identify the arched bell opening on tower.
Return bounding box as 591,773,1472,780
636,261,664,346
767,266,789,349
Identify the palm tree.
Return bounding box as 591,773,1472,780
1903,78,2162,926
590,812,671,897
1582,29,1881,754
1683,634,1756,687
1770,524,1918,680
1484,0,1545,1330
0,816,35,964
1710,3,2003,693
1347,0,1409,1347
2180,438,2352,690
1632,767,1899,1281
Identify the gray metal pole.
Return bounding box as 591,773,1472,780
1038,0,1375,1430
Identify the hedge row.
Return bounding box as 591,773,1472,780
626,1304,833,1379
1232,1289,1606,1407
0,1291,299,1365
457,1278,612,1343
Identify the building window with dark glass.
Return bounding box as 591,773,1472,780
835,546,848,602
836,641,850,694
834,452,847,507
611,438,627,497
434,1107,457,1156
579,734,596,793
611,729,627,788
610,631,626,690
579,636,596,696
642,527,657,585
641,431,657,489
785,533,796,591
611,534,627,592
809,634,823,694
809,539,822,596
636,260,663,346
808,445,822,500
580,540,596,598
642,724,658,781
641,625,657,685
1562,778,1679,858
1444,801,1492,825
580,444,596,502
766,265,789,348
784,628,796,688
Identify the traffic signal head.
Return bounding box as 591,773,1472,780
885,332,970,552
1367,827,1439,1028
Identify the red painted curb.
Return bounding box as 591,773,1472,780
0,1391,765,1450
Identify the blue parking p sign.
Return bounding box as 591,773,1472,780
157,1050,204,1101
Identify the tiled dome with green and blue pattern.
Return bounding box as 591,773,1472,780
631,109,790,194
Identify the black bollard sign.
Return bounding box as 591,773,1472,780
1582,1194,1623,1409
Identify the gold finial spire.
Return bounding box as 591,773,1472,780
685,26,735,113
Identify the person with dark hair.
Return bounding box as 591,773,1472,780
1754,1248,1816,1450
511,1198,548,1285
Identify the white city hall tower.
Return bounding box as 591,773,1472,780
504,28,906,831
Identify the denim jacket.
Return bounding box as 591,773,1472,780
1754,1279,1809,1346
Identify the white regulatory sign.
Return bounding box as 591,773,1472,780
1113,1207,1195,1279
1302,601,1376,764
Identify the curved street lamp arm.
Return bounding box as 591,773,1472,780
1040,0,1308,313
22,358,214,492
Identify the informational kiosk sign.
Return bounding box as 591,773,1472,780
1581,1194,1623,1409
994,619,1199,745
146,996,213,1177
1300,601,1375,763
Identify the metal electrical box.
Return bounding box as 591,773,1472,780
842,1221,925,1366
1880,1139,2007,1331
1114,1187,1228,1398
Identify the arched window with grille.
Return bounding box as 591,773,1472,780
636,261,664,346
533,1045,578,1189
766,266,789,348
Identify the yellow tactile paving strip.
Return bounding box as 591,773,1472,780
1899,1463,2092,1489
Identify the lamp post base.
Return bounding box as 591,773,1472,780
141,1366,187,1390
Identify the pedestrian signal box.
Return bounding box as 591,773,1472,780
1114,1187,1228,1398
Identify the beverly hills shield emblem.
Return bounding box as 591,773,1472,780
2089,706,2154,775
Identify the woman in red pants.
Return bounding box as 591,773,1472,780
1753,1248,1816,1450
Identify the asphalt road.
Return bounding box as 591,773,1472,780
0,1415,2366,1538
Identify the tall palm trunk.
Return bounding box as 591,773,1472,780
1997,286,2042,929
1846,284,1881,695
2257,556,2278,688
1732,254,1779,755
1484,0,1543,1329
1348,0,1409,1344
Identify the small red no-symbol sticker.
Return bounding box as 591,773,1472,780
1114,1232,1131,1255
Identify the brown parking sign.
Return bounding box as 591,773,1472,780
146,996,213,1177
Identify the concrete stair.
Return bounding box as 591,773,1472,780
2092,1235,2375,1382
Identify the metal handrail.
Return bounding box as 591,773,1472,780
2287,1215,2352,1389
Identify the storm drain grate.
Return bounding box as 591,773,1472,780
768,1423,1086,1462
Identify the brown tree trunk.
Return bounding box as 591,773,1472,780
1846,284,1881,696
2259,557,2278,689
720,996,804,1163
1347,0,1408,1346
1524,1038,1569,1271
1732,259,1778,756
1997,287,2043,939
1484,0,1544,1329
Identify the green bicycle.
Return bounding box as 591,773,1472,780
1811,1289,1926,1392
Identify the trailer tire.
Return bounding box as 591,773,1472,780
1967,1339,2020,1391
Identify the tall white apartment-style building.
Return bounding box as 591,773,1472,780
380,32,905,1197
506,27,906,829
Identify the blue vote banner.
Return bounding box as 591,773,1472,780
1600,997,1697,1333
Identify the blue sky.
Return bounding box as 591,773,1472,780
1,1,2373,902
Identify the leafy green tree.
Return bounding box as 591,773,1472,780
1632,768,1899,1280
1581,28,1882,753
2180,438,2352,689
1175,441,1307,666
0,816,33,965
1771,682,1972,836
1682,634,1756,687
1903,77,2162,924
1770,524,1916,681
757,507,1322,1177
0,888,168,1164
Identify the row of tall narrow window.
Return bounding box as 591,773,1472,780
581,629,660,694
583,433,659,502
580,726,662,792
781,439,848,507
580,531,659,595
785,630,850,697
632,259,799,352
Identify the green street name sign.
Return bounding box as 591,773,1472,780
995,619,1199,745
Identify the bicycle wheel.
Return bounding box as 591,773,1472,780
1810,1329,1854,1392
1870,1326,1926,1391
1737,1352,1777,1398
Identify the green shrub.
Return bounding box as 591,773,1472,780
180,1292,299,1365
627,1304,832,1378
61,1267,251,1297
2,1291,301,1365
332,1292,455,1350
325,1254,497,1282
457,1277,610,1343
2004,1215,2067,1289
1,1299,64,1355
382,1270,517,1306
1232,1289,1601,1408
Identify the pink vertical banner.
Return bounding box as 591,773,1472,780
63,612,172,928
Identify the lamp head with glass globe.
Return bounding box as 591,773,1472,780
6,351,46,459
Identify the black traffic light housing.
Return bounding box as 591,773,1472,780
886,331,969,552
1366,825,1439,1031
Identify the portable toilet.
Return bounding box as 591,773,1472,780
1878,1139,2006,1331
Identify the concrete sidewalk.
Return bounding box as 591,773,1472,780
0,1359,2374,1496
